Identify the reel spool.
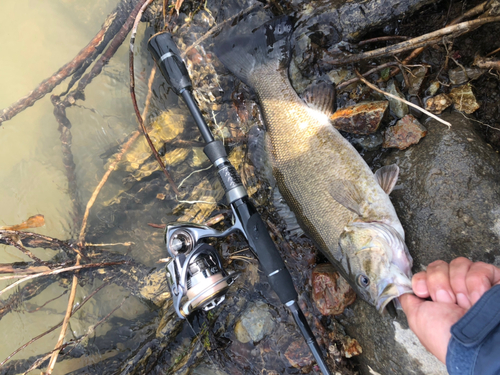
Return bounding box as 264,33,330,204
165,226,237,318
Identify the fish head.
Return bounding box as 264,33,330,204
339,221,413,313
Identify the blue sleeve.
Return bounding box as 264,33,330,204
446,284,500,375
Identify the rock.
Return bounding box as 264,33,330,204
382,114,427,150
340,111,500,375
312,263,356,315
425,93,453,114
284,340,314,370
426,81,440,96
341,336,362,358
191,363,229,375
386,80,409,118
352,133,384,151
384,111,500,268
339,302,447,375
330,101,388,134
448,67,485,85
449,83,480,114
234,301,275,344
407,66,428,96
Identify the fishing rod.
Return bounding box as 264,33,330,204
148,32,332,375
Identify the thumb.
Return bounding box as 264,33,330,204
399,293,425,317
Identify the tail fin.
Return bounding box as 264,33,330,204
214,15,293,87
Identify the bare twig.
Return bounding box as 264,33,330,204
26,290,68,313
358,36,409,46
474,56,500,70
337,62,399,90
486,46,500,56
79,131,140,244
393,1,494,77
45,256,80,374
0,261,127,297
354,70,452,127
5,238,46,265
0,230,74,253
0,0,142,125
327,16,500,65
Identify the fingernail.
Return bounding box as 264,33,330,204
470,291,481,305
436,289,454,303
457,293,472,309
414,279,428,296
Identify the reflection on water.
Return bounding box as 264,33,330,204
0,0,155,372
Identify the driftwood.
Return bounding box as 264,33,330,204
327,16,500,66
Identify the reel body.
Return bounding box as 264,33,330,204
165,221,240,318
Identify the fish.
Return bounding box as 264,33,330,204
214,15,413,313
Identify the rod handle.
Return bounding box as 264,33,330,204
148,33,191,95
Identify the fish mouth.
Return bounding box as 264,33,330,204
376,282,413,313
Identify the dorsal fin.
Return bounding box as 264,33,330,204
375,164,399,194
302,81,336,117
328,179,364,217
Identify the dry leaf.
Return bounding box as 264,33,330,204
0,214,45,231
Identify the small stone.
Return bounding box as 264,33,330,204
342,337,362,358
352,133,384,151
383,114,427,150
407,66,428,96
448,67,485,85
284,340,314,369
425,94,453,114
426,81,440,96
234,301,275,344
449,83,480,114
330,101,388,134
312,264,356,315
386,80,408,118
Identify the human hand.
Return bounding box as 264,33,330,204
399,257,500,363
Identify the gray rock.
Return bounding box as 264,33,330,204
340,112,500,375
234,301,276,343
385,111,500,267
386,80,409,118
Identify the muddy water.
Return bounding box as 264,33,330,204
0,1,154,372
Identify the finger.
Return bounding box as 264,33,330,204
426,260,456,304
466,262,500,304
412,271,430,298
449,257,473,309
399,293,425,321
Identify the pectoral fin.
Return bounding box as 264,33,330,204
375,164,399,194
328,180,364,217
302,81,336,117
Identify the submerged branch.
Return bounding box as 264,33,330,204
129,0,180,195
0,281,110,369
0,0,143,125
0,261,128,298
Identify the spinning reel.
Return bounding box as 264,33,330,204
165,212,243,318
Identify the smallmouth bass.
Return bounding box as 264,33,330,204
215,15,412,312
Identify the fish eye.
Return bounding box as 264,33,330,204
357,274,370,288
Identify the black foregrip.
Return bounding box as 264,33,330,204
233,198,298,304
147,33,191,95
